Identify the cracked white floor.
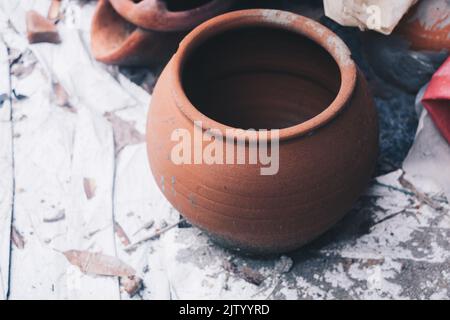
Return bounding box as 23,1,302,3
0,0,449,300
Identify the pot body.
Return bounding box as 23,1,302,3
147,10,379,254
396,0,450,51
147,67,378,255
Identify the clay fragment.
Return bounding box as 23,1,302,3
324,0,417,35
396,0,450,51
47,0,62,21
26,10,61,44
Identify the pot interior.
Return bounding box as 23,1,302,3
182,27,342,130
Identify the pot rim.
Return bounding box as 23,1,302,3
109,0,236,32
171,9,358,142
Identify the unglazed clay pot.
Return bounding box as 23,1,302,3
396,0,450,51
146,10,379,254
109,0,235,31
91,0,235,66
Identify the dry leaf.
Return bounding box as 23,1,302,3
104,112,145,154
239,266,265,286
43,209,66,223
83,177,96,200
114,221,131,246
26,10,61,44
63,250,135,277
399,173,443,211
11,227,25,249
223,260,265,286
52,82,71,107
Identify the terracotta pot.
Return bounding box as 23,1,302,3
146,10,379,254
109,0,235,31
91,0,235,66
396,0,450,51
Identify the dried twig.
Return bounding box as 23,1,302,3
125,219,185,252
132,220,155,236
399,173,443,211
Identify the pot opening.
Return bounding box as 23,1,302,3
181,26,342,130
164,0,213,12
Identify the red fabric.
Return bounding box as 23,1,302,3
422,57,450,144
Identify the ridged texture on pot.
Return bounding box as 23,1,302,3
146,11,379,254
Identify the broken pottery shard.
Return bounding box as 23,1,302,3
63,250,136,277
48,0,62,21
26,10,61,44
83,177,96,200
324,0,418,35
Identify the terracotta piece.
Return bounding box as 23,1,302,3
47,0,62,21
26,10,61,44
91,0,235,66
146,10,379,254
324,0,418,35
109,0,235,31
396,0,450,51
